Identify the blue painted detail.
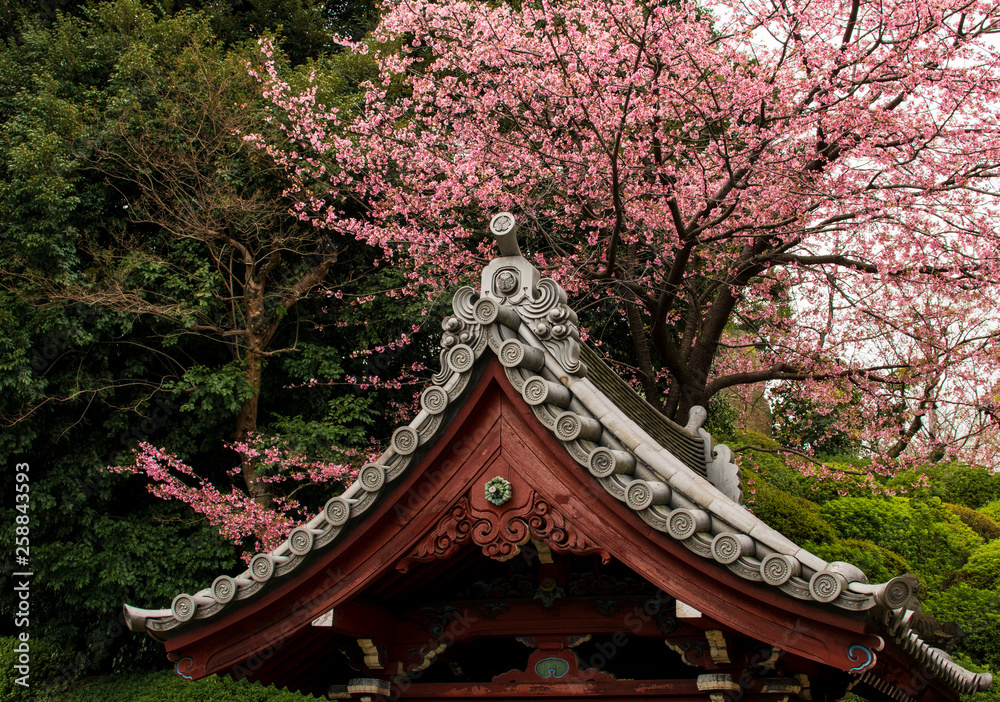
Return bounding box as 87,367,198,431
683,642,704,666
175,657,194,680
535,657,571,679
847,644,876,672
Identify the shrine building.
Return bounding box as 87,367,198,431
124,214,992,702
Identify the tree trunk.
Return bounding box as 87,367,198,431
235,350,274,508
625,299,662,409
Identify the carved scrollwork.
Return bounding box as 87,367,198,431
396,491,610,571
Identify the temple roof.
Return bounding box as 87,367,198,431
124,213,991,699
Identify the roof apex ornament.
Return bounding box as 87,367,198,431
482,212,540,304
490,212,521,257
479,212,583,375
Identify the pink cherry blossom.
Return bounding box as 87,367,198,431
246,0,1000,474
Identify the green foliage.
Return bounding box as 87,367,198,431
805,539,914,585
924,585,1000,671
890,463,1000,509
751,482,837,544
1,637,67,701
266,393,378,454
958,539,1000,590
166,361,258,415
704,392,739,442
770,386,862,458
0,662,314,701
946,503,1000,541
734,433,878,504
819,496,982,589
0,0,434,683
981,500,1000,523
730,432,801,492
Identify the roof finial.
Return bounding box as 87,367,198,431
490,212,521,257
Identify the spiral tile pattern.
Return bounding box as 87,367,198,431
420,386,448,415
760,554,797,585
555,412,581,440
392,427,419,455
588,447,617,477
474,297,499,324
359,463,386,492
881,576,914,609
667,509,698,540
211,575,237,603
523,377,549,405
447,344,475,373
171,593,196,622
499,339,524,367
250,554,274,583
324,496,351,526
289,527,314,556
810,571,844,602
711,533,743,564
626,481,654,510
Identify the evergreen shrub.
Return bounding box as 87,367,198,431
805,539,914,585
981,501,1000,524
60,668,313,701
924,585,1000,671
1,637,66,701
945,503,1000,541
959,540,1000,590
891,464,1000,509
819,496,982,588
751,482,837,544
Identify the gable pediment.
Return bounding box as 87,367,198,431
124,216,991,702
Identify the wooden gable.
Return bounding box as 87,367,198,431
126,215,991,702
157,361,877,700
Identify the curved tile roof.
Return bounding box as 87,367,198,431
124,214,991,697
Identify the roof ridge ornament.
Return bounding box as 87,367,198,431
490,212,521,257
481,213,540,303
481,212,584,376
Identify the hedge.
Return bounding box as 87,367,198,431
751,482,837,544
959,539,1000,590
945,503,1000,541
924,585,1000,672
806,539,914,586
819,496,982,589
61,669,310,701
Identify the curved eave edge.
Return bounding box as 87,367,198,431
123,260,990,696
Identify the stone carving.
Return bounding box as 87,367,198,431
810,570,847,603
711,533,754,565
701,429,742,503
626,480,671,510
478,215,584,376
289,527,317,556
250,554,274,582
420,386,449,415
667,508,710,540
358,463,386,492
324,496,353,526
172,594,196,622
211,575,237,604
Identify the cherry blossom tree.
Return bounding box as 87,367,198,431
249,0,1000,470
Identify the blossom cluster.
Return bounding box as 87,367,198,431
110,439,362,560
